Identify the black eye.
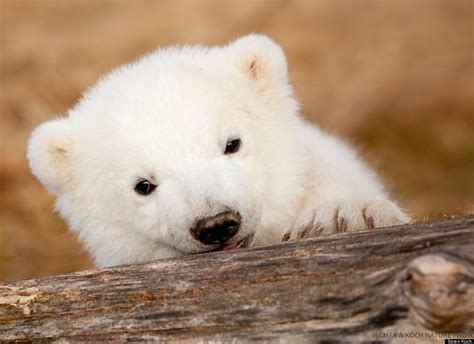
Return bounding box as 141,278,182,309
135,180,157,196
224,138,241,154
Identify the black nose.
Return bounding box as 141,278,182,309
191,211,240,245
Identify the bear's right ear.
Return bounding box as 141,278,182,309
228,34,288,91
27,117,74,194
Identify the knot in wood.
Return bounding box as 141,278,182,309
400,253,474,332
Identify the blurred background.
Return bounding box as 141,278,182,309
0,0,472,282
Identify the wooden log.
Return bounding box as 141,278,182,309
1,216,473,342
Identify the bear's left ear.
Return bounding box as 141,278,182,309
27,117,74,195
228,34,288,90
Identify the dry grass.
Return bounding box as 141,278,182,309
1,0,473,282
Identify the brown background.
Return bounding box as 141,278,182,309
1,0,473,282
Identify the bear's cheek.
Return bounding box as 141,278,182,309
125,188,191,247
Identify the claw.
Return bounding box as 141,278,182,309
338,217,348,232
298,227,312,239
366,216,375,229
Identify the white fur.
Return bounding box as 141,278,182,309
27,35,409,267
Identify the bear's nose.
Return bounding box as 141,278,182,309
191,211,240,245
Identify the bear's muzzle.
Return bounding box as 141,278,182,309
190,211,241,245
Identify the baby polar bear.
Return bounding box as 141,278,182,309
28,35,409,267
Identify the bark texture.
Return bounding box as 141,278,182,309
1,216,473,343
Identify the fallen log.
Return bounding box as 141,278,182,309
1,216,473,342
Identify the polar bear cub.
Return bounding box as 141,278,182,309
28,35,409,267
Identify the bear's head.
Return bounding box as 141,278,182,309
28,35,306,266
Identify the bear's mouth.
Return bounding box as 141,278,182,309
211,233,254,252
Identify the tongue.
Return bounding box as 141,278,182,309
220,241,239,251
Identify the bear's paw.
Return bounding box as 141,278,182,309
283,199,410,241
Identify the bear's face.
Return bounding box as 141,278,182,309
28,35,303,266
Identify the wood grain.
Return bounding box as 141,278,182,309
1,216,473,342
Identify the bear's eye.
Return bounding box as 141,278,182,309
224,138,241,154
135,180,157,196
